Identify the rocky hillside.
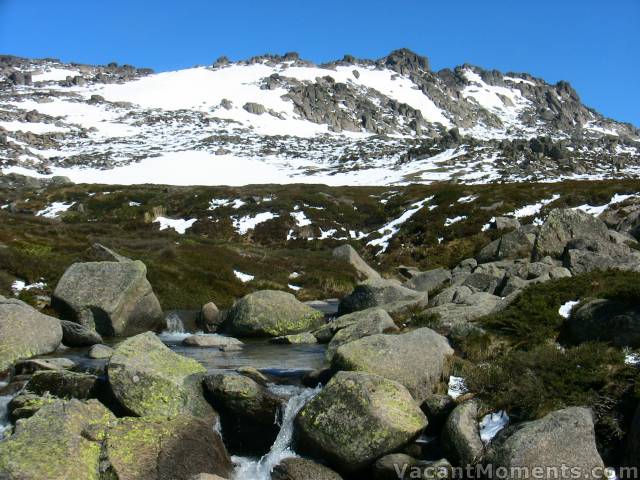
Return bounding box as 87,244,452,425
1,49,639,185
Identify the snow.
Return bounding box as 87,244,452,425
291,209,312,227
210,198,246,209
234,270,255,283
444,216,467,227
447,376,467,399
558,300,579,319
479,411,509,444
11,279,46,295
503,76,536,86
36,201,75,218
457,195,477,203
288,284,301,291
154,216,196,234
32,68,82,82
234,212,277,235
508,194,560,218
574,193,637,217
367,197,433,253
625,352,640,366
0,121,69,134
128,201,141,207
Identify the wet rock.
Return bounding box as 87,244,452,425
87,343,114,359
270,332,318,344
182,334,244,350
295,371,427,473
60,319,103,347
198,301,223,333
52,260,164,337
372,453,419,480
0,297,62,371
332,328,453,402
226,290,324,337
442,401,484,466
272,457,343,480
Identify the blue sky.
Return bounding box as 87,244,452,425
1,0,638,126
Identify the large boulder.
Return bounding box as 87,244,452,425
486,407,604,480
331,328,453,402
405,268,452,293
107,332,214,419
0,399,114,479
441,401,484,466
182,334,243,350
326,308,398,360
225,290,324,337
102,415,232,480
333,244,381,281
0,297,62,371
564,299,640,347
295,371,427,473
272,457,344,480
52,260,164,337
533,208,609,260
338,279,427,315
60,319,103,347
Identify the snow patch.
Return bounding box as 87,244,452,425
36,201,75,218
447,376,467,399
445,216,467,226
558,300,579,319
479,411,509,444
234,212,278,235
154,216,196,234
234,270,255,283
367,197,433,254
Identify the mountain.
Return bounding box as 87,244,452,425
0,49,638,186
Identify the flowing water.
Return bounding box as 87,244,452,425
0,382,13,441
231,384,320,480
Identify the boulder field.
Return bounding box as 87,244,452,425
1,205,639,478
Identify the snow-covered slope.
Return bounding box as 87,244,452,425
0,50,638,186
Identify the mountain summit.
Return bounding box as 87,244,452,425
0,50,638,185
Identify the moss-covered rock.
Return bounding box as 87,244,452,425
102,415,232,480
0,296,62,372
0,398,114,479
225,290,324,337
295,371,427,473
441,400,484,467
272,457,344,480
26,369,99,399
107,332,215,419
332,328,453,403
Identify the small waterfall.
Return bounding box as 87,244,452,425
158,312,189,342
232,384,320,480
0,382,13,441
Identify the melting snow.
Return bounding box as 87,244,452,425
445,216,467,226
234,212,278,235
234,270,255,283
558,300,579,319
36,201,75,218
457,195,477,203
11,280,46,295
291,209,311,227
367,197,433,254
447,376,467,399
508,194,560,218
288,284,301,291
574,193,637,217
479,411,510,444
154,216,196,234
